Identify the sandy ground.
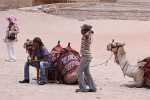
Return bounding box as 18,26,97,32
0,9,150,100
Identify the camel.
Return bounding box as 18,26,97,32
54,54,78,84
106,41,150,88
51,41,80,84
23,39,33,60
23,40,80,85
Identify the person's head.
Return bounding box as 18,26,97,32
33,37,44,49
80,24,92,35
6,15,17,23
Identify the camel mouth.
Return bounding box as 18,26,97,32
106,42,125,51
106,43,112,51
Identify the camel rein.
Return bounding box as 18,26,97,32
90,53,113,67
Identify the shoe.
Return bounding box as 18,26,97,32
87,88,97,92
38,81,46,85
75,89,87,93
5,59,10,61
19,79,30,83
5,59,16,62
8,59,16,62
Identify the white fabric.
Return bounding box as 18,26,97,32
6,41,16,60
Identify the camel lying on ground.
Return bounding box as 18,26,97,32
23,39,80,84
106,41,150,88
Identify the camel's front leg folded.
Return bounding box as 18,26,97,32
120,82,143,88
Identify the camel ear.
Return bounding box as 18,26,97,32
112,39,114,43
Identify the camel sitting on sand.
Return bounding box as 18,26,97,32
50,41,80,84
106,41,150,88
23,40,80,84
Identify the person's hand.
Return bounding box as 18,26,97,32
89,30,94,34
29,60,37,64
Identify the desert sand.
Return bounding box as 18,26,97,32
0,8,150,100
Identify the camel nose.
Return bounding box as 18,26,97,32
106,44,111,51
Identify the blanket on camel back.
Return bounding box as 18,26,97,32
50,41,80,76
61,51,79,75
139,57,150,77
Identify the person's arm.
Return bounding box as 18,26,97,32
28,49,36,64
13,23,19,35
40,55,48,62
84,30,94,39
30,54,35,61
34,47,49,62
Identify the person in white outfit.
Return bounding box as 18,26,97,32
3,15,19,62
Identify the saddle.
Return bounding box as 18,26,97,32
49,41,80,84
138,57,150,77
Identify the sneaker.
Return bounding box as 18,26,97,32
5,59,10,61
75,89,87,93
8,59,16,62
38,81,46,85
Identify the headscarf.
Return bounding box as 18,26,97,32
6,15,17,23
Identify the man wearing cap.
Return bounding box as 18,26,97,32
75,24,97,92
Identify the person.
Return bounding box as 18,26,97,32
75,24,97,92
19,37,52,85
3,15,19,62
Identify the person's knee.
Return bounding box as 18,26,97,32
40,61,45,68
77,71,83,77
24,61,29,66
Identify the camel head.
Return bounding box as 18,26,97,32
107,41,125,52
107,41,126,64
23,39,33,50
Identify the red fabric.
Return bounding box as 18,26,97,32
143,57,150,77
61,52,79,74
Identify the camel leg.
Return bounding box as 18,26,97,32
125,83,142,88
123,71,144,88
120,82,142,88
143,74,150,87
120,79,143,88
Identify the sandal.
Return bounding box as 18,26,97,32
75,89,87,93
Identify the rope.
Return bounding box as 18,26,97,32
90,53,113,67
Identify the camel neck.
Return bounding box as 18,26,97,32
117,53,134,78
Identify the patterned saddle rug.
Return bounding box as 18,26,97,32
49,42,80,83
139,57,150,77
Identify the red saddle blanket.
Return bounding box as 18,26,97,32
141,57,150,77
61,52,79,74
